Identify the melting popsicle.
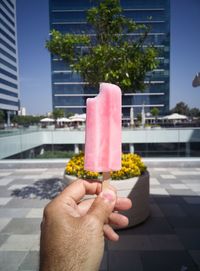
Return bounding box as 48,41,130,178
84,82,122,188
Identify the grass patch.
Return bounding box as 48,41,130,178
36,151,75,159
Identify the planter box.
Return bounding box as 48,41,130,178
63,171,150,228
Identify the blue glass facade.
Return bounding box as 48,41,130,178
0,0,19,114
49,0,170,116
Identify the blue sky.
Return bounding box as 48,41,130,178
16,0,200,115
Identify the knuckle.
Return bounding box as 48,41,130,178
43,202,55,218
84,214,101,229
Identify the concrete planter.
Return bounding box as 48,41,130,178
63,171,150,228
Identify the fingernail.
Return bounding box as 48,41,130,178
100,189,116,203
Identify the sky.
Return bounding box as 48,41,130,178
16,0,200,115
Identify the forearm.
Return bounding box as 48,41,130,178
40,220,104,271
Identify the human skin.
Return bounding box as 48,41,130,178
40,179,132,271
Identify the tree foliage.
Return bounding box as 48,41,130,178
52,108,64,119
12,115,43,125
0,110,5,123
150,107,159,117
189,107,200,118
46,0,158,93
170,102,190,116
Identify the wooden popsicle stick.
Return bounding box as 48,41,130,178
102,172,111,190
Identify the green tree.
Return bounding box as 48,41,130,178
52,109,64,119
137,113,142,123
66,112,74,118
0,110,5,123
171,102,190,116
150,107,159,122
12,115,42,126
46,0,157,93
189,107,200,118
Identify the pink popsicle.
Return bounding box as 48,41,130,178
84,82,122,173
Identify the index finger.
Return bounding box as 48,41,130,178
58,179,102,203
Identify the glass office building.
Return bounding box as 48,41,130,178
49,0,170,116
0,0,19,122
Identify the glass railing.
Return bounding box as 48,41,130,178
0,126,200,159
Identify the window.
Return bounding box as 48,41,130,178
0,48,16,62
0,67,17,80
0,78,18,89
0,88,18,97
0,58,17,71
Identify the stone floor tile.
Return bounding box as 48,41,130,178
108,235,152,251
170,184,188,189
185,184,200,190
30,234,40,251
0,177,15,186
0,218,12,232
150,188,169,195
166,216,200,229
15,169,46,173
109,251,143,271
158,203,187,217
8,184,29,191
182,179,200,184
18,251,39,271
26,208,44,218
152,168,168,171
160,174,177,179
1,218,41,235
189,250,200,269
6,198,49,208
171,171,200,176
166,189,197,196
0,208,31,218
141,251,198,271
0,251,27,271
158,179,181,184
0,234,9,246
0,197,12,206
11,178,37,185
149,234,184,250
186,205,200,217
153,194,183,205
176,229,200,250
150,203,164,217
0,234,38,251
0,172,12,177
118,217,174,235
0,187,12,197
183,196,200,204
22,175,40,179
150,177,160,185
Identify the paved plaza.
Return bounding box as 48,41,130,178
0,161,200,271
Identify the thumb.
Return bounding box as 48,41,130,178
87,188,117,225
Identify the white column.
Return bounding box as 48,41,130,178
7,111,11,127
74,144,79,154
129,143,134,153
186,142,190,157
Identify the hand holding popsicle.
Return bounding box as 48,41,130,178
40,179,132,271
84,83,122,188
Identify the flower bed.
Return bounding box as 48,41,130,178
65,152,147,180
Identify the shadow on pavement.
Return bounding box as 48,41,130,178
11,178,64,199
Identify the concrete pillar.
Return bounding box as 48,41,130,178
74,144,79,154
129,143,134,153
186,142,190,157
7,111,11,127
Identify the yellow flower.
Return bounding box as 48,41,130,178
65,152,146,180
